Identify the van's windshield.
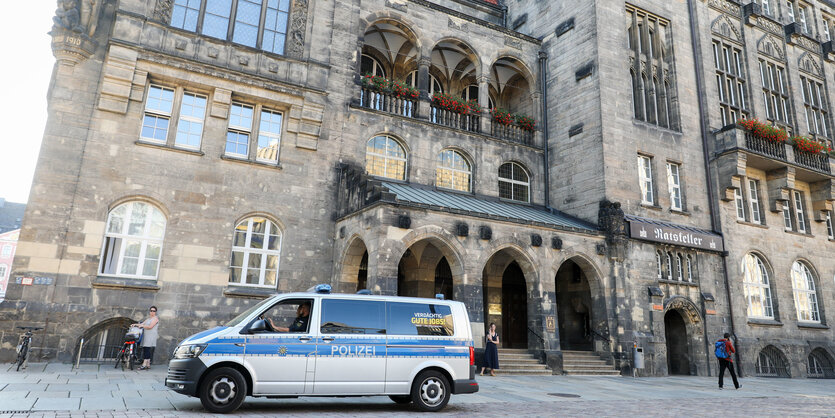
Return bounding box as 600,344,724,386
225,297,276,327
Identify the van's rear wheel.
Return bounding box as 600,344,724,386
389,395,411,404
410,371,450,412
199,367,247,414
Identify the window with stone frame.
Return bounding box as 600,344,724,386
365,135,407,181
99,201,166,280
712,40,748,127
225,102,284,164
229,217,282,287
656,251,663,279
761,0,773,16
626,5,678,130
1,245,11,257
498,162,530,203
666,162,684,211
791,261,821,323
742,253,775,319
783,190,811,234
638,154,655,205
748,179,763,225
436,149,472,192
799,76,830,139
734,186,746,221
826,210,834,240
140,84,209,150
686,255,695,282
823,14,834,41
665,251,674,280
758,59,792,127
170,0,291,55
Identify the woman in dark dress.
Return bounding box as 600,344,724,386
480,322,500,376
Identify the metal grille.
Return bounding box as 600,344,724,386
807,348,835,379
167,368,188,381
755,345,790,377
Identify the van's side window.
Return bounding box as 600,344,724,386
320,299,386,334
387,303,454,336
259,299,313,333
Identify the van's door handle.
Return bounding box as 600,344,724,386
298,337,312,342
321,337,334,343
234,343,245,347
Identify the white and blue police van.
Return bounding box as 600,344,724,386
165,285,478,413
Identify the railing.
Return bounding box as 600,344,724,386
527,326,545,345
743,132,787,160
491,120,535,146
359,87,417,118
430,105,480,133
793,147,831,173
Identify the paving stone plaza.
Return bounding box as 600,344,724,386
1,363,834,416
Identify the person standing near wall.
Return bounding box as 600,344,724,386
716,332,740,389
480,322,500,376
133,306,159,370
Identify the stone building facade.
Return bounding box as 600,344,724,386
0,0,832,378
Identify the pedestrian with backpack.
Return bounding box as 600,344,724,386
715,332,740,389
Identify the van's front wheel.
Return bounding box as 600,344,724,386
410,371,450,412
199,367,247,414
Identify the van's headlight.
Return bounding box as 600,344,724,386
173,344,207,359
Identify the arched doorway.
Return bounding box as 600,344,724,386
482,246,533,350
434,257,453,299
397,238,461,299
357,251,368,291
338,236,369,293
664,310,690,375
501,262,528,349
555,260,593,351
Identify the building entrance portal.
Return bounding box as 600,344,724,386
397,239,457,299
665,309,691,375
555,260,593,351
500,262,528,349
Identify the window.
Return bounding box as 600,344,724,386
756,346,790,377
666,163,683,210
366,136,407,180
171,0,291,55
631,70,643,120
759,60,791,125
656,251,663,279
823,16,833,41
174,92,208,149
627,5,677,129
1,245,11,257
785,1,796,22
229,217,282,287
807,348,835,378
713,41,748,126
226,103,254,157
638,155,654,205
783,202,794,230
0,264,7,280
748,179,762,225
360,54,385,77
498,162,530,202
742,253,774,319
320,299,386,334
826,211,834,239
791,261,820,322
256,110,282,163
675,254,684,281
794,191,807,233
406,71,442,95
436,149,472,192
762,0,771,15
798,4,808,33
666,252,674,280
141,85,175,142
387,302,454,336
734,187,746,221
99,202,166,279
800,77,829,138
461,85,494,109
223,102,284,163
686,255,694,282
258,299,312,333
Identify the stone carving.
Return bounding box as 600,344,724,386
448,17,469,32
153,0,174,24
798,52,822,77
505,37,522,50
53,0,83,32
794,35,822,54
51,0,103,65
385,0,407,13
708,0,741,16
665,297,702,324
757,16,783,36
711,14,741,44
287,0,309,59
598,200,627,260
757,34,785,62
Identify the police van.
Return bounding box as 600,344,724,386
165,285,478,413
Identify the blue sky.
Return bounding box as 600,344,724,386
0,3,57,203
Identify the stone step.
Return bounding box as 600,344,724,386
493,369,554,376
496,348,531,353
498,354,539,359
497,363,549,370
497,357,542,364
564,364,618,371
563,369,622,376
564,359,609,365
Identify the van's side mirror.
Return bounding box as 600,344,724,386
247,319,268,334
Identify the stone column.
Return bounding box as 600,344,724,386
478,75,491,134
417,57,432,119
530,91,543,147
366,250,399,296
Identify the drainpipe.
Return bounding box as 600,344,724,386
686,0,740,376
502,5,508,28
539,51,551,208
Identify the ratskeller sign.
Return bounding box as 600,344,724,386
628,218,724,252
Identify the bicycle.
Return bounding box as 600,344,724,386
114,325,142,370
15,326,43,371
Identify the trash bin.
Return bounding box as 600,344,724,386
633,346,644,369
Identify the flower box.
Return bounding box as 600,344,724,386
791,135,831,155
737,119,787,144
361,74,418,100
515,114,536,131
432,93,478,115
491,108,513,126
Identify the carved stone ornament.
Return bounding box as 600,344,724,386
798,52,823,77
664,296,702,324
708,0,741,16
757,16,783,36
51,0,103,66
794,35,822,54
287,0,309,59
711,14,742,44
153,0,174,24
757,34,785,62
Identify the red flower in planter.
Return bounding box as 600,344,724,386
791,135,826,154
491,108,513,126
736,119,787,144
433,93,471,115
514,114,536,131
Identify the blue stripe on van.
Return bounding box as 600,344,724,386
386,346,469,358
386,338,470,347
202,343,244,356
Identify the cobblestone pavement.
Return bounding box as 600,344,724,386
2,363,834,417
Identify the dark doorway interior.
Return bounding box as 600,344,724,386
555,260,593,351
501,262,528,349
664,310,691,375
434,257,453,300
356,251,368,291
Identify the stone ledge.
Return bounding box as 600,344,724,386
91,276,160,291
223,285,277,299
658,279,699,287
747,318,783,327
220,155,283,170
736,220,769,229
135,140,205,156
797,322,829,330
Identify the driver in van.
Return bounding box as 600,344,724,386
262,302,310,333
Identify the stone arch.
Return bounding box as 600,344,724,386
755,344,791,377
358,12,424,55
710,14,741,44
478,236,539,289
107,194,170,219
496,152,539,181
757,34,785,62
429,37,482,94
73,316,135,361
798,52,822,77
336,234,370,292
389,226,467,278
553,253,609,352
663,296,704,376
489,53,537,92
807,347,835,378
359,15,423,81
382,226,468,299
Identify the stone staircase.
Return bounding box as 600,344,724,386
492,348,552,375
561,350,621,376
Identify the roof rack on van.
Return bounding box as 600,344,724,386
307,284,332,294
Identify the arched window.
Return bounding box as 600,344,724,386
461,85,494,109
360,54,385,77
100,201,166,279
686,255,693,282
498,162,530,202
406,71,442,95
643,74,655,124
664,80,673,128
675,254,684,281
807,348,835,378
742,254,774,319
436,149,472,192
665,252,673,280
791,261,820,323
655,77,667,127
631,69,643,120
756,345,790,377
656,251,663,279
366,135,407,180
229,217,282,287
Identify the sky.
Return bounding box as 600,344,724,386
0,3,56,204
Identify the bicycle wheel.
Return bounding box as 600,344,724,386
16,344,28,372
128,346,135,370
114,349,124,369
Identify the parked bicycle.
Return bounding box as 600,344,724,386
114,325,143,370
15,326,43,371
